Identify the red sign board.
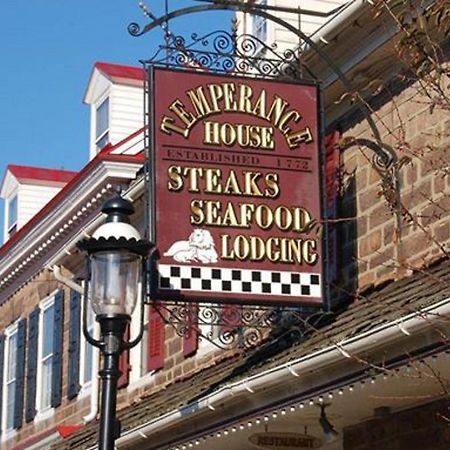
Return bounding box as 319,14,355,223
151,67,323,306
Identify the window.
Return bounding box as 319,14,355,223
80,304,95,388
2,325,18,432
7,195,18,236
37,300,55,412
129,286,154,384
96,97,109,151
253,0,267,43
140,305,149,377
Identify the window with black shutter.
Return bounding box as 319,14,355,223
67,290,81,399
51,290,64,408
25,308,39,422
13,318,26,429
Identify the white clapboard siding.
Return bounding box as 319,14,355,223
109,84,144,146
236,0,348,54
273,0,347,52
17,183,63,229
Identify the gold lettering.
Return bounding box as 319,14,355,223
205,200,221,225
167,165,183,191
266,96,288,127
274,206,293,231
260,126,274,149
288,239,302,264
278,110,301,135
223,83,237,111
239,203,255,228
220,234,319,265
187,86,213,117
183,167,204,193
250,236,265,261
221,234,234,260
255,204,273,229
264,173,280,198
223,170,242,195
238,84,253,113
208,83,223,112
160,116,188,137
205,168,222,194
222,202,240,227
169,99,196,128
266,237,280,262
220,123,236,146
303,240,318,265
234,235,249,260
287,127,314,149
190,199,204,225
203,121,220,145
293,207,313,233
252,89,267,117
243,172,264,197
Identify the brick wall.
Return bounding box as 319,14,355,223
0,264,234,450
343,399,450,450
337,75,450,296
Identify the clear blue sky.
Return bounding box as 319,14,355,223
0,0,232,241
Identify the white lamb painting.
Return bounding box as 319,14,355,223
163,229,218,264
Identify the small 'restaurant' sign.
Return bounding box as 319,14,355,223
249,432,322,449
151,67,323,306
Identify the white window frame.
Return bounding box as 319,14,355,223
95,96,110,151
35,294,56,420
129,284,155,388
252,0,268,48
1,322,18,439
7,193,18,237
78,301,97,396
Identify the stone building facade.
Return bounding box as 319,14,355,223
0,1,449,449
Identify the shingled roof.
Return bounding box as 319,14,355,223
51,257,450,449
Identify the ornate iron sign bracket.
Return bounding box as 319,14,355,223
129,0,401,348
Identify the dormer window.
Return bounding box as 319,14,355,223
7,194,17,237
96,97,110,151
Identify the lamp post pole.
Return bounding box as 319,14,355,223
98,316,128,450
77,194,152,450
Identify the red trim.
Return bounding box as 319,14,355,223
6,164,77,184
12,426,58,450
147,304,165,371
0,150,143,259
100,126,145,157
95,61,144,81
57,424,83,439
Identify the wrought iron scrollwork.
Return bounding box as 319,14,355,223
142,29,311,81
154,302,331,350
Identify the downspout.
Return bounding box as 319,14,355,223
115,297,450,448
51,265,100,424
309,0,366,46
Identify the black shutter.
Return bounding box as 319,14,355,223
67,290,81,399
51,290,64,408
0,334,4,434
13,318,26,429
25,307,39,423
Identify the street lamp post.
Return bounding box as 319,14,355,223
78,194,153,450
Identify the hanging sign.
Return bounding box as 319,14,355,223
249,432,322,449
151,67,323,306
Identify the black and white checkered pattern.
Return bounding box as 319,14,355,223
158,264,321,297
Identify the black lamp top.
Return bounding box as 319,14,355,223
102,195,134,223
